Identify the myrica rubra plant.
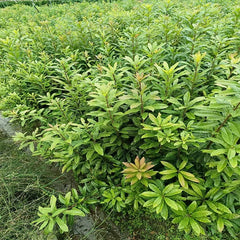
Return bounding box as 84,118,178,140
1,0,240,238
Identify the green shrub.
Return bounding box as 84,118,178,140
1,0,240,238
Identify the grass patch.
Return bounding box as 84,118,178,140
0,131,65,240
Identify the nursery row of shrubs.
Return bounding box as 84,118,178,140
1,0,240,239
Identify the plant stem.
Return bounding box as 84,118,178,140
61,62,71,84
132,36,135,60
227,66,235,80
55,99,70,123
165,75,170,99
182,108,187,121
112,73,117,85
138,81,144,115
190,63,198,96
207,101,240,149
105,95,119,134
190,33,196,55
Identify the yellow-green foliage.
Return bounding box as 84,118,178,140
1,0,240,238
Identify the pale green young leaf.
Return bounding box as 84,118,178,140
52,209,66,217
160,169,177,175
178,217,189,230
210,149,227,156
227,148,236,160
64,192,71,206
64,208,85,217
143,199,155,207
153,197,163,208
190,218,201,236
39,220,49,230
39,207,51,215
217,217,224,232
217,158,228,172
141,191,159,198
191,210,212,218
188,201,197,213
161,204,169,220
179,159,188,170
178,173,187,188
229,156,238,168
47,218,55,233
221,128,233,145
50,195,57,212
161,173,177,180
161,161,176,170
183,92,190,105
162,184,174,195
165,197,179,210
93,143,104,156
56,217,69,232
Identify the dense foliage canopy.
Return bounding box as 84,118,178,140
1,0,240,238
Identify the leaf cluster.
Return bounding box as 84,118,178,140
1,0,240,238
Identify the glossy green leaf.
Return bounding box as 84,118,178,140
228,148,236,160
160,169,177,175
64,208,85,217
217,158,228,172
188,201,197,213
217,217,224,232
52,209,66,217
161,161,176,170
178,217,189,230
210,149,227,156
190,218,201,236
178,173,187,188
161,204,168,220
56,217,69,232
229,156,238,168
93,143,104,156
39,220,49,230
50,195,57,212
165,197,178,210
141,191,159,198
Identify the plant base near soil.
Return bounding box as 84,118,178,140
0,129,199,240
0,121,126,240
0,130,69,240
110,208,232,240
